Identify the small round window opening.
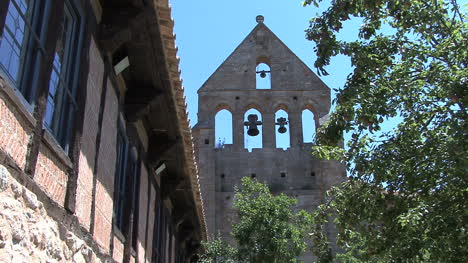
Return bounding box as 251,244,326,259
281,172,286,178
221,174,225,178
251,173,256,178
310,172,316,177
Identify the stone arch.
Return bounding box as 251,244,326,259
273,102,289,113
256,55,271,65
242,103,263,113
214,103,233,113
302,102,320,119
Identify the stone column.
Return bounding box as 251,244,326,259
262,112,275,148
288,112,303,148
232,112,245,149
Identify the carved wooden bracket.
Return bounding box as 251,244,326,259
124,84,163,121
99,7,152,53
160,175,183,200
147,131,178,166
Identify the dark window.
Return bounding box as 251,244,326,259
251,173,256,178
281,172,286,178
311,172,316,177
44,0,83,152
0,0,39,89
204,139,209,144
130,154,140,250
152,191,171,263
114,130,128,232
113,128,139,236
0,0,84,152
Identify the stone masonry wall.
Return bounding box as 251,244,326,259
0,165,112,263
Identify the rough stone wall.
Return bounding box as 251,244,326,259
0,165,110,263
194,19,346,260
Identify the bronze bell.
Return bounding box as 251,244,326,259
276,117,288,134
244,114,262,137
256,70,270,79
248,127,260,136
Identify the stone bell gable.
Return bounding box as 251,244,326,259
196,16,331,136
193,17,345,262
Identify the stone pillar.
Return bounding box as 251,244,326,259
233,112,244,149
288,112,303,148
262,112,275,148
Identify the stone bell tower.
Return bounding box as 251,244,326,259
192,16,345,250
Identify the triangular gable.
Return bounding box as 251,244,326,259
198,22,328,93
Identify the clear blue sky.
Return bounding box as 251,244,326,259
170,1,377,151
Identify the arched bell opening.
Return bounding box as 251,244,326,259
302,109,316,143
275,109,290,149
215,109,233,148
243,109,263,151
256,62,271,90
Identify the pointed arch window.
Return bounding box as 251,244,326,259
275,109,290,149
215,109,233,148
256,63,271,89
244,108,262,151
302,109,316,143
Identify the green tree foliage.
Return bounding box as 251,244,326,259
199,177,313,263
302,0,467,261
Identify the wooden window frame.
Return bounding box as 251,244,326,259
0,0,84,153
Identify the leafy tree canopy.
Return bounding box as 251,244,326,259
199,177,313,263
303,0,467,262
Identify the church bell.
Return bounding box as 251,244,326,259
276,117,288,134
244,114,262,137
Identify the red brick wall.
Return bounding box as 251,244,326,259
0,83,68,207
93,80,118,250
34,144,68,205
113,236,125,262
0,93,32,170
75,37,104,230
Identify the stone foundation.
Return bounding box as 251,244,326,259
0,165,110,263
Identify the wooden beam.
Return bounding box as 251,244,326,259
25,0,64,176
0,0,9,40
99,7,151,53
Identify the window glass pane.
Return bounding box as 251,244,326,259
0,0,31,83
114,131,128,231
45,6,73,129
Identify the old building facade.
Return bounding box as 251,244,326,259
0,0,205,262
193,16,345,260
